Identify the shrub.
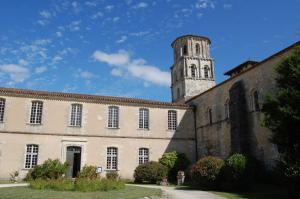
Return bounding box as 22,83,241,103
159,151,190,181
134,161,168,184
30,179,73,191
74,178,125,192
106,171,119,180
77,165,97,179
25,159,68,180
220,153,253,191
190,156,224,188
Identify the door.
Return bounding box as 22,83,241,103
66,146,81,178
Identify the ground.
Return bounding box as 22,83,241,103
0,185,162,199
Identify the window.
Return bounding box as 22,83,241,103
183,45,187,55
253,91,260,111
30,101,43,124
168,110,177,130
191,65,196,77
70,104,82,126
25,144,38,169
177,88,180,99
224,99,230,119
204,66,209,78
196,43,200,54
108,106,119,128
139,108,149,129
0,98,5,122
180,68,184,78
138,148,149,165
208,108,212,124
107,147,118,170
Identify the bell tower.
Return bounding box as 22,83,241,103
171,35,216,102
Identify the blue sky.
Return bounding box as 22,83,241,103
0,0,299,102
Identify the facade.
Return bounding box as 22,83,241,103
0,35,299,180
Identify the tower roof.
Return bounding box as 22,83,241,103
171,34,211,47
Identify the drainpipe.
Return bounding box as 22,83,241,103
191,104,198,162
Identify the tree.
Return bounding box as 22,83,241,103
262,47,300,198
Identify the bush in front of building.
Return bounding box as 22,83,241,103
190,156,224,189
159,151,190,182
106,171,119,180
77,165,98,179
30,178,74,191
219,153,254,191
74,178,125,192
134,161,168,184
25,159,68,180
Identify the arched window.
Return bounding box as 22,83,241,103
196,43,200,55
191,65,197,78
183,45,187,55
224,99,230,119
0,98,5,122
251,90,260,111
138,148,149,165
208,108,212,124
204,66,209,78
177,88,180,99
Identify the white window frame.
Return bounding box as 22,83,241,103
106,147,118,170
70,104,82,127
0,98,5,122
168,110,177,130
24,144,39,169
138,148,149,165
30,101,43,124
139,108,149,129
108,106,119,128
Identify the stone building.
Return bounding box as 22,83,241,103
0,35,299,180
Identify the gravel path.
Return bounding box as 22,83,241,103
127,184,225,199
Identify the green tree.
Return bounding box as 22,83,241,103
262,47,300,198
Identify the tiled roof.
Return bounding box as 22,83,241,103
0,87,189,109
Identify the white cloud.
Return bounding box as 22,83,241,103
111,68,123,77
35,66,47,74
195,0,215,9
223,4,232,9
91,12,103,19
68,20,81,31
56,31,63,37
105,5,114,11
92,50,170,87
79,70,94,79
0,64,30,83
130,31,150,36
116,36,127,43
18,59,29,66
112,17,120,22
39,10,52,19
132,2,148,9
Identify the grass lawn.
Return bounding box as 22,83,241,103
211,184,289,199
0,185,162,199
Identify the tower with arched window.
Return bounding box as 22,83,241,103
171,35,216,102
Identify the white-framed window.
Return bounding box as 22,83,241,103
224,99,230,119
107,147,118,170
168,110,177,130
139,108,149,129
25,144,38,169
108,106,119,128
70,104,82,126
30,101,43,124
0,98,5,122
138,148,149,165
